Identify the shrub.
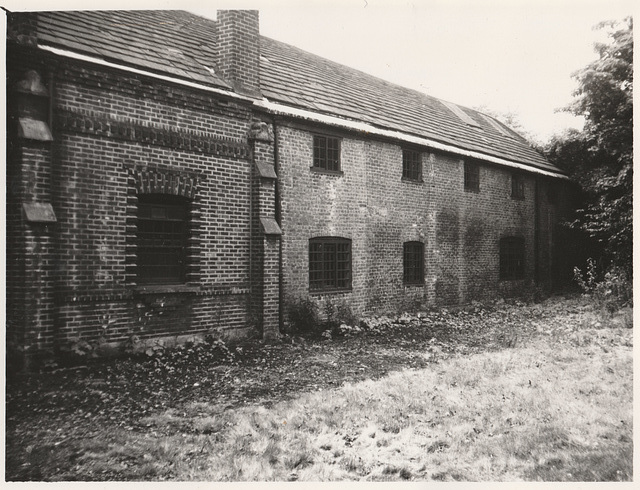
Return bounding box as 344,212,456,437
323,299,358,334
285,297,359,336
285,297,321,334
573,258,632,314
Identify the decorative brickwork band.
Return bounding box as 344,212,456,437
134,169,198,199
57,109,251,160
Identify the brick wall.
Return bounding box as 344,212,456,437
6,46,261,364
277,124,369,317
277,121,563,317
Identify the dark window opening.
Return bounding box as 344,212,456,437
402,149,422,181
464,161,480,192
313,135,341,172
511,174,525,199
500,237,525,280
309,237,352,292
403,241,425,284
137,194,189,284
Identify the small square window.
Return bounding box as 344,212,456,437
403,241,424,284
500,237,525,280
313,135,341,172
511,174,525,199
464,161,480,192
402,149,422,181
309,237,352,292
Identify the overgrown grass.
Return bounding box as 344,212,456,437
7,297,632,481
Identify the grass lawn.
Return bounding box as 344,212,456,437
5,295,633,481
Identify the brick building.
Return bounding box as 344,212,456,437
6,10,573,368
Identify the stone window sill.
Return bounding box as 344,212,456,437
310,167,344,176
401,177,424,184
133,284,201,295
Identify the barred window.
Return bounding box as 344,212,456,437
464,161,480,192
500,237,525,280
511,173,525,199
402,149,422,181
313,135,341,172
403,241,424,284
137,194,189,284
309,237,351,292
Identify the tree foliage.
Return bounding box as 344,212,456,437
544,17,633,275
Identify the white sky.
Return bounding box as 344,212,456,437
188,0,634,144
4,0,635,143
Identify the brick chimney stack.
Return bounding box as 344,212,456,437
216,10,261,98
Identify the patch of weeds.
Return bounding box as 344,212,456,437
498,329,520,348
262,441,281,466
192,417,226,435
286,296,360,337
285,297,321,334
526,447,632,481
324,299,358,334
432,471,448,481
427,440,450,453
381,422,401,434
398,467,413,480
286,452,314,470
574,259,632,315
340,454,369,475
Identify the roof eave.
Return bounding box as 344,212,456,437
37,44,253,102
255,99,569,180
35,43,567,180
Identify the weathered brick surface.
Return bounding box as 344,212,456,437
277,124,368,316
6,46,262,363
277,122,567,316
6,13,572,366
217,10,261,97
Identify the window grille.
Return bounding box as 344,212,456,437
499,237,525,280
464,161,480,192
309,237,352,291
137,194,188,284
403,241,425,284
402,149,422,181
511,173,525,199
313,135,341,172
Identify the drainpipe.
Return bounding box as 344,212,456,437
272,117,284,333
534,175,540,285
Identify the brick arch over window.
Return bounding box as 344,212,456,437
125,167,204,286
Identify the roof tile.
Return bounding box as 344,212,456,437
32,10,562,174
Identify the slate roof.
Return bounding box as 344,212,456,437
33,10,562,175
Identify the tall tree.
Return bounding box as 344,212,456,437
545,17,633,275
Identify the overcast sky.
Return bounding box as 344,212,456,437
188,0,633,143
6,0,634,143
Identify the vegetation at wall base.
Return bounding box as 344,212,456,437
6,295,632,482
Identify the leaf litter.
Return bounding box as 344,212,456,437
5,295,632,480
